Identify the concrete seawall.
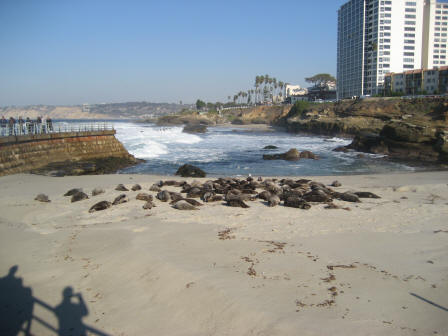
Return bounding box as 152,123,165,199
0,130,136,176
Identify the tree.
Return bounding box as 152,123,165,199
305,73,336,89
196,99,206,110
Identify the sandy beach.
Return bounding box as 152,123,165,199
0,172,447,335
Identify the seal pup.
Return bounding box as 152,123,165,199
89,201,112,213
169,192,184,202
143,201,156,210
330,181,342,187
92,187,105,196
35,194,50,202
115,184,129,191
257,190,272,201
113,194,129,205
172,200,199,210
131,184,142,191
64,188,82,196
71,191,89,203
136,193,153,202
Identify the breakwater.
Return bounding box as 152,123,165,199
0,130,136,176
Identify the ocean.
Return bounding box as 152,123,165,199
105,121,416,177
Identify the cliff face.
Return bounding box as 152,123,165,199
279,97,448,163
0,130,137,176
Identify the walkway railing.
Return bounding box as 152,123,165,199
0,122,114,137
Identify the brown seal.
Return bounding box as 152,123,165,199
89,201,112,213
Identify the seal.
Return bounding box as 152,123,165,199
330,180,342,187
64,188,82,196
169,192,184,202
284,197,311,209
183,198,203,206
115,184,129,191
92,187,105,196
226,199,250,208
131,184,142,191
149,184,162,192
89,201,112,213
156,190,171,202
172,200,199,210
112,194,129,205
354,191,380,199
71,191,89,203
136,193,153,202
35,194,50,202
143,201,156,210
267,195,281,207
333,192,361,203
303,190,332,203
257,190,272,201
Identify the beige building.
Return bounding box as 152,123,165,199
423,0,448,68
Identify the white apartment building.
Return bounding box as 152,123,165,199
337,0,448,99
423,0,448,68
284,84,308,97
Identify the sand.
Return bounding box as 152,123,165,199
0,172,447,335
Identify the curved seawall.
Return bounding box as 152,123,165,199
0,130,136,176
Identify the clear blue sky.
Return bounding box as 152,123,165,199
0,0,347,106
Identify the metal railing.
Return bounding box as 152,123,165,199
0,122,114,137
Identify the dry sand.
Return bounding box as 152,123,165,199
0,172,447,335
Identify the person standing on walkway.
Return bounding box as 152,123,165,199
0,116,6,136
8,117,15,136
18,117,24,135
36,116,42,134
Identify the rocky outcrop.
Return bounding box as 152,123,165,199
182,124,207,134
175,164,206,177
346,122,445,162
263,148,318,161
0,130,138,176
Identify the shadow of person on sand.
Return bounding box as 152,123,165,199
0,265,34,336
0,265,110,336
55,286,89,336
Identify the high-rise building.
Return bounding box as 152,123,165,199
337,0,448,99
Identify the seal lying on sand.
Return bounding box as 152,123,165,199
35,194,51,202
131,184,142,191
89,201,112,213
143,201,156,210
113,194,129,205
172,200,199,210
226,199,250,208
71,191,89,203
92,187,105,196
136,193,153,202
354,191,380,199
115,184,129,191
284,197,311,209
64,188,82,196
156,190,171,202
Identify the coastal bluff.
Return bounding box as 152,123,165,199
0,130,137,176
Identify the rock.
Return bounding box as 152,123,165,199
35,194,50,202
115,184,129,191
175,164,206,178
354,191,380,199
131,184,142,191
89,201,112,213
333,146,349,153
92,187,105,196
263,145,278,150
299,150,319,160
136,193,153,201
183,124,207,134
112,194,129,205
263,148,300,161
64,188,82,196
330,180,342,187
381,122,436,143
71,191,89,203
172,200,199,210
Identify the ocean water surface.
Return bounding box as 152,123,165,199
107,121,415,177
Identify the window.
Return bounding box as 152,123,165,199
404,64,414,68
404,52,414,56
405,33,415,38
405,8,416,12
403,58,414,63
406,2,416,6
405,40,415,44
405,15,416,19
405,27,416,31
404,46,415,50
